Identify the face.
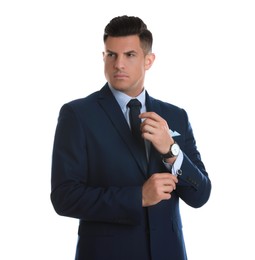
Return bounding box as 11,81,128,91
103,35,155,97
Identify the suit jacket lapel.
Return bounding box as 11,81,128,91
145,93,165,171
97,84,148,176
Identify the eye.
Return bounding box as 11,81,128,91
107,53,115,57
126,52,136,57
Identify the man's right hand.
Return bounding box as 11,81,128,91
142,173,178,207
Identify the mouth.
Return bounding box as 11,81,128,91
114,72,128,79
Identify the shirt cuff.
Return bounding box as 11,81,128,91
163,150,184,176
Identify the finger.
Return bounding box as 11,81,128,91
162,180,176,190
163,185,175,193
140,118,158,129
141,124,157,135
161,193,171,200
156,173,178,183
150,175,178,186
153,176,177,191
139,112,163,122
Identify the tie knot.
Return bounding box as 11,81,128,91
127,99,141,109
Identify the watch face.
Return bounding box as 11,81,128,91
171,143,180,156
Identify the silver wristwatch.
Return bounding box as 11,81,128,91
161,141,180,159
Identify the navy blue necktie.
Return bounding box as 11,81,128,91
127,99,147,170
127,99,143,142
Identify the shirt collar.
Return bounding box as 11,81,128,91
108,84,146,112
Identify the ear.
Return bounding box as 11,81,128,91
145,53,155,70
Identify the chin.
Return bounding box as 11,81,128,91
111,82,129,91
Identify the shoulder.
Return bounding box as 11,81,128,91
56,91,100,124
153,97,182,110
67,91,99,108
63,83,111,111
147,94,188,120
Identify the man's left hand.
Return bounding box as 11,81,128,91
140,112,174,154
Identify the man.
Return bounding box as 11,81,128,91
51,15,211,260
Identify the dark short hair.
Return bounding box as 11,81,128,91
103,15,153,55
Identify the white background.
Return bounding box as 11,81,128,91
1,1,255,259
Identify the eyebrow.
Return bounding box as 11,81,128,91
105,49,138,55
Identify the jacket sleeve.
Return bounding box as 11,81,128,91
172,108,212,208
50,103,143,225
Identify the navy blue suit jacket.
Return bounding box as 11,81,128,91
51,83,211,260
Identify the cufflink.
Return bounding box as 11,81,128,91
176,169,182,176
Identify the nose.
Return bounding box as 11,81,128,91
114,55,125,70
